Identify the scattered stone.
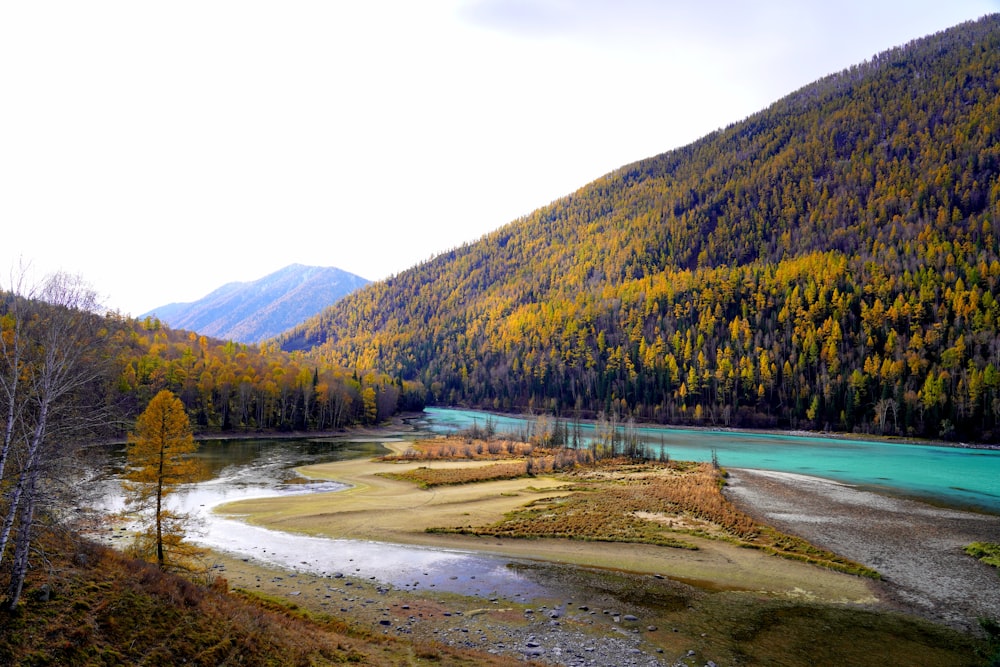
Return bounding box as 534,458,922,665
33,584,52,602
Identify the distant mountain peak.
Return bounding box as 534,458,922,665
142,264,369,343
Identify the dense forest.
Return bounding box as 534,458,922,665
113,317,424,432
2,288,422,438
279,15,1000,443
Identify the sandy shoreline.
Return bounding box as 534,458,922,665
213,439,1000,633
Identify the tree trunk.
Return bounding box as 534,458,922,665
5,463,38,609
0,402,47,571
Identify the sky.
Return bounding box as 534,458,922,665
2,1,997,316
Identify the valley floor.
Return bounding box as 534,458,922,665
215,443,875,605
207,441,1000,664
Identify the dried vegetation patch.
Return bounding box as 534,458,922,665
0,531,521,667
409,440,879,578
379,461,529,488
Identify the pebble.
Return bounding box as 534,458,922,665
227,565,682,667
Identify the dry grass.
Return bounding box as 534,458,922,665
381,436,534,461
415,446,878,578
0,530,523,667
379,460,529,487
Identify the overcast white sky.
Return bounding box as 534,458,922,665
2,1,997,316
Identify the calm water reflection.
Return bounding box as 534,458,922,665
104,433,553,600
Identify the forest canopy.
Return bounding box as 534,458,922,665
278,15,1000,442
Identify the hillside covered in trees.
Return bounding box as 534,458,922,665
3,284,421,440
280,15,1000,442
113,317,424,433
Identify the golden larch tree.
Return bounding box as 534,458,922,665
123,389,199,569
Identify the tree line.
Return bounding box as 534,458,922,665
118,317,425,433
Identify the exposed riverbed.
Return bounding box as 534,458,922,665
93,416,998,664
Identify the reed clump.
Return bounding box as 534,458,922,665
381,436,535,461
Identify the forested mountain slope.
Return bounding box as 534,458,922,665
280,15,1000,441
143,264,369,343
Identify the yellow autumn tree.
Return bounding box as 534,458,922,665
123,389,200,570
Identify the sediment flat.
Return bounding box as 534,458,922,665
216,444,877,606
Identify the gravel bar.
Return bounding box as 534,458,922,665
724,467,1000,632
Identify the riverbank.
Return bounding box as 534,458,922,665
213,438,1000,633
206,448,994,665
724,468,1000,632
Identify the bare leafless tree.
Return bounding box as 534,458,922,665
0,271,109,608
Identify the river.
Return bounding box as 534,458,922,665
100,432,553,600
421,408,1000,514
98,408,999,602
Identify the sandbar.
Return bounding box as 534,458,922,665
216,442,877,605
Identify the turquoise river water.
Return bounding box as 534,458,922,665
421,407,1000,515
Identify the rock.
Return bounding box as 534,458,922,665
34,584,52,602
623,614,639,622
